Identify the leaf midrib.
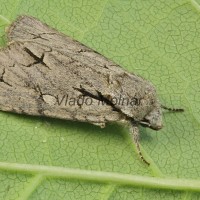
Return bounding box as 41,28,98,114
0,161,200,192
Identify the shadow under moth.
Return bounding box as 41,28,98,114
0,15,184,165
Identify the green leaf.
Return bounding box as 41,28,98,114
0,0,200,199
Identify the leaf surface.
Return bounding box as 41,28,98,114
0,0,200,199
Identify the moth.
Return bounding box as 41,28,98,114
0,16,184,165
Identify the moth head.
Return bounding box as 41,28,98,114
140,106,163,130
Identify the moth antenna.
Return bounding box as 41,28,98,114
161,105,184,112
130,122,150,165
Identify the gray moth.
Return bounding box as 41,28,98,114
0,15,184,165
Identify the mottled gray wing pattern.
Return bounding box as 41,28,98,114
0,16,157,127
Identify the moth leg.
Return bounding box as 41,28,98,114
130,123,150,165
161,105,184,112
92,122,105,128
